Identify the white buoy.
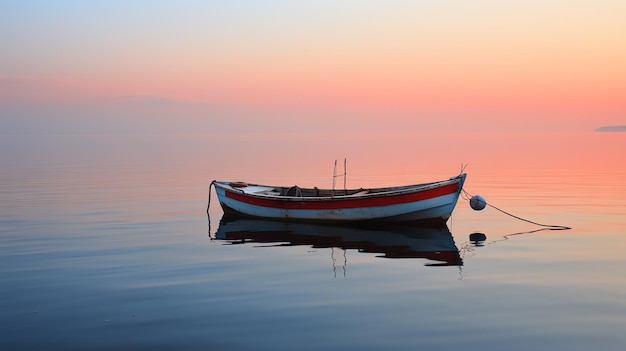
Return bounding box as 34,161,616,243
470,195,487,211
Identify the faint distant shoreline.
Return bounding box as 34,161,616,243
594,125,626,132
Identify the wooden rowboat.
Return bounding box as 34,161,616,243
210,173,466,224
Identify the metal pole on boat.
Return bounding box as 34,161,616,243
332,159,337,194
343,158,347,194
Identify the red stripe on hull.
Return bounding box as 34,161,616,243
224,183,459,210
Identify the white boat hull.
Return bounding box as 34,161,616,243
212,174,466,224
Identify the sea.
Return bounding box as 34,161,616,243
1,131,625,350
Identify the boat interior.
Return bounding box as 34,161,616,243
276,185,370,198
220,177,457,198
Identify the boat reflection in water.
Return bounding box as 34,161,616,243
212,217,463,267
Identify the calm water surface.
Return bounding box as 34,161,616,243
1,132,625,350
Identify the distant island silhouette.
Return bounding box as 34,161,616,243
594,125,626,132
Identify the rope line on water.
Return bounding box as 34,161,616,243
462,189,571,230
207,180,216,215
207,181,217,236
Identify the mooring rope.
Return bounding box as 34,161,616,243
461,189,571,230
207,181,217,237
207,180,216,215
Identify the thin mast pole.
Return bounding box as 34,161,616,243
343,158,347,193
332,159,337,193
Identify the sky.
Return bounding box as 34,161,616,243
1,0,625,134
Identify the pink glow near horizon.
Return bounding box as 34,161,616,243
1,1,625,132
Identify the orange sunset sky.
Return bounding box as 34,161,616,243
1,1,625,134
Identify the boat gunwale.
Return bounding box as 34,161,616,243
213,174,465,202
